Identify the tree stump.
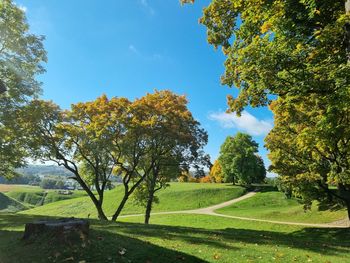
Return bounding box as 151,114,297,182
23,218,89,244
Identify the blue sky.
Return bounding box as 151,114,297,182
18,0,274,174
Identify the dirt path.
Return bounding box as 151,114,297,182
119,192,349,228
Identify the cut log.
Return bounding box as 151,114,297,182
23,218,89,243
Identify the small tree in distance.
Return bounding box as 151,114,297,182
219,132,266,185
209,160,224,183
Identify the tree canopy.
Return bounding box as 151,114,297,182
185,0,349,114
209,160,224,183
218,132,266,185
0,0,47,178
130,90,208,224
21,91,207,221
184,0,350,219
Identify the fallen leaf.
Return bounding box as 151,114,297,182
63,257,74,262
119,248,127,256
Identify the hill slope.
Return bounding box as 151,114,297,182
0,193,27,212
21,183,246,218
216,191,347,224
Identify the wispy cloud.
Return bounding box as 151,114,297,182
139,0,155,15
14,2,27,12
128,45,139,55
128,44,164,61
209,111,273,136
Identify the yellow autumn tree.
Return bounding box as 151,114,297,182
210,160,224,183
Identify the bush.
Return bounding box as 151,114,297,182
199,176,212,183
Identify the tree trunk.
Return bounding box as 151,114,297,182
111,194,128,221
71,171,108,221
95,201,108,220
112,171,150,221
346,0,350,61
346,199,350,222
144,190,155,224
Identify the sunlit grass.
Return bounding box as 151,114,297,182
216,191,347,224
20,183,246,218
0,213,349,263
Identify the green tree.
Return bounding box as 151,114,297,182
184,0,350,220
184,0,349,113
0,0,46,178
124,90,208,224
20,97,131,220
266,95,350,219
219,132,266,185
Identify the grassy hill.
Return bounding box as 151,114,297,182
216,191,347,224
0,184,87,208
0,193,27,212
1,184,349,262
21,183,246,218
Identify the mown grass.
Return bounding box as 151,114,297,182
4,189,87,209
216,191,347,224
21,183,246,218
0,193,28,212
0,213,349,263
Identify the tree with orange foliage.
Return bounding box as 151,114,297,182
209,160,224,183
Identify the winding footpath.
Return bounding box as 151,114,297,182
120,192,350,228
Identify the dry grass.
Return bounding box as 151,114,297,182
0,184,39,193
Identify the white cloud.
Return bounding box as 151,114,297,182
209,110,273,136
14,2,27,12
139,0,155,15
128,44,164,61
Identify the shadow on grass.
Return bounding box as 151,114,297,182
0,214,207,263
1,213,349,262
97,221,350,257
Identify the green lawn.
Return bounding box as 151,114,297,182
0,213,349,263
21,183,246,218
216,191,347,224
0,184,41,193
0,193,28,212
4,188,87,209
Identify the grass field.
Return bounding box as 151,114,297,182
0,184,88,211
6,190,87,207
0,184,40,193
216,191,347,224
20,183,246,218
0,213,349,263
0,193,27,212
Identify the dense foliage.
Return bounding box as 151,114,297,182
0,0,46,178
218,133,266,185
184,0,350,219
20,91,207,221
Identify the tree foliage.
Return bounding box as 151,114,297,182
0,0,47,178
218,133,266,185
184,0,350,219
128,90,208,224
209,160,224,183
20,91,207,221
266,95,350,216
186,0,349,113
